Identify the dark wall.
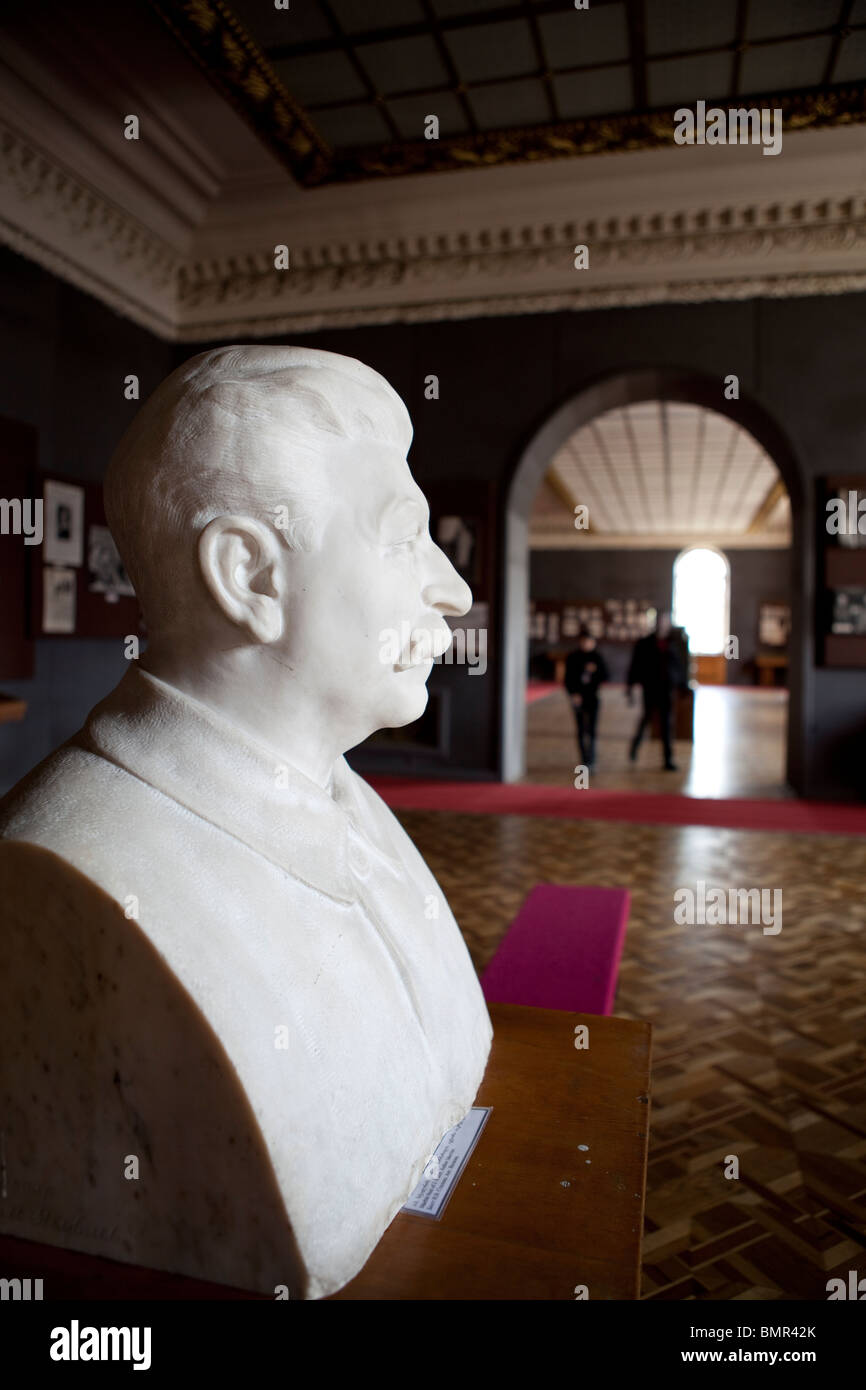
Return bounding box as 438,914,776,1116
0,249,173,794
530,547,791,684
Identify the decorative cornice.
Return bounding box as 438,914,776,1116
181,195,866,296
0,122,180,338
175,272,866,341
4,117,866,341
176,195,866,337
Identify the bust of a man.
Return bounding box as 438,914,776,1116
0,346,493,1299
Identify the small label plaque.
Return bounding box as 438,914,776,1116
402,1106,491,1220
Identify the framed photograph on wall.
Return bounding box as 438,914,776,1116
42,566,77,634
31,474,142,639
43,479,84,567
831,588,866,635
87,525,135,601
818,476,866,667
759,602,791,648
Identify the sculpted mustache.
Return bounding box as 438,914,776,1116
402,625,453,662
379,620,454,667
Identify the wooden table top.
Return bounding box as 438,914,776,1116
330,1003,652,1300
0,1004,651,1301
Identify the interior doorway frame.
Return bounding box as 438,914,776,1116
499,366,806,787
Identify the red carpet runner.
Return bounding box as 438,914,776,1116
367,778,866,836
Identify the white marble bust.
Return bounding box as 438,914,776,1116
0,345,493,1299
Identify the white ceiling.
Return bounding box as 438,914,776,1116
532,402,790,549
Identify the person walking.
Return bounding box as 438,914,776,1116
627,611,686,770
564,627,609,769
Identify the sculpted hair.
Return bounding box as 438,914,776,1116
104,345,411,630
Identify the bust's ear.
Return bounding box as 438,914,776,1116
198,515,285,643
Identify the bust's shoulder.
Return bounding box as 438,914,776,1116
0,738,184,859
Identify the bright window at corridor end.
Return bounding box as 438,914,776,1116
672,547,730,656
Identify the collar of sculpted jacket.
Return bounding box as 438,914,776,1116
78,666,404,905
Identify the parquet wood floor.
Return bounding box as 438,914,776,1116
395,807,866,1300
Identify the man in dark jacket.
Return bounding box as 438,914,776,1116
564,627,609,769
627,611,686,770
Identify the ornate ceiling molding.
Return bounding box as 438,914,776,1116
4,118,866,341
176,272,866,341
176,194,866,338
0,122,180,339
327,86,866,186
146,0,331,187
181,195,866,295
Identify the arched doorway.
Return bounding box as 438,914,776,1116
501,367,805,786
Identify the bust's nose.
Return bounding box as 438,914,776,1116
421,539,472,618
